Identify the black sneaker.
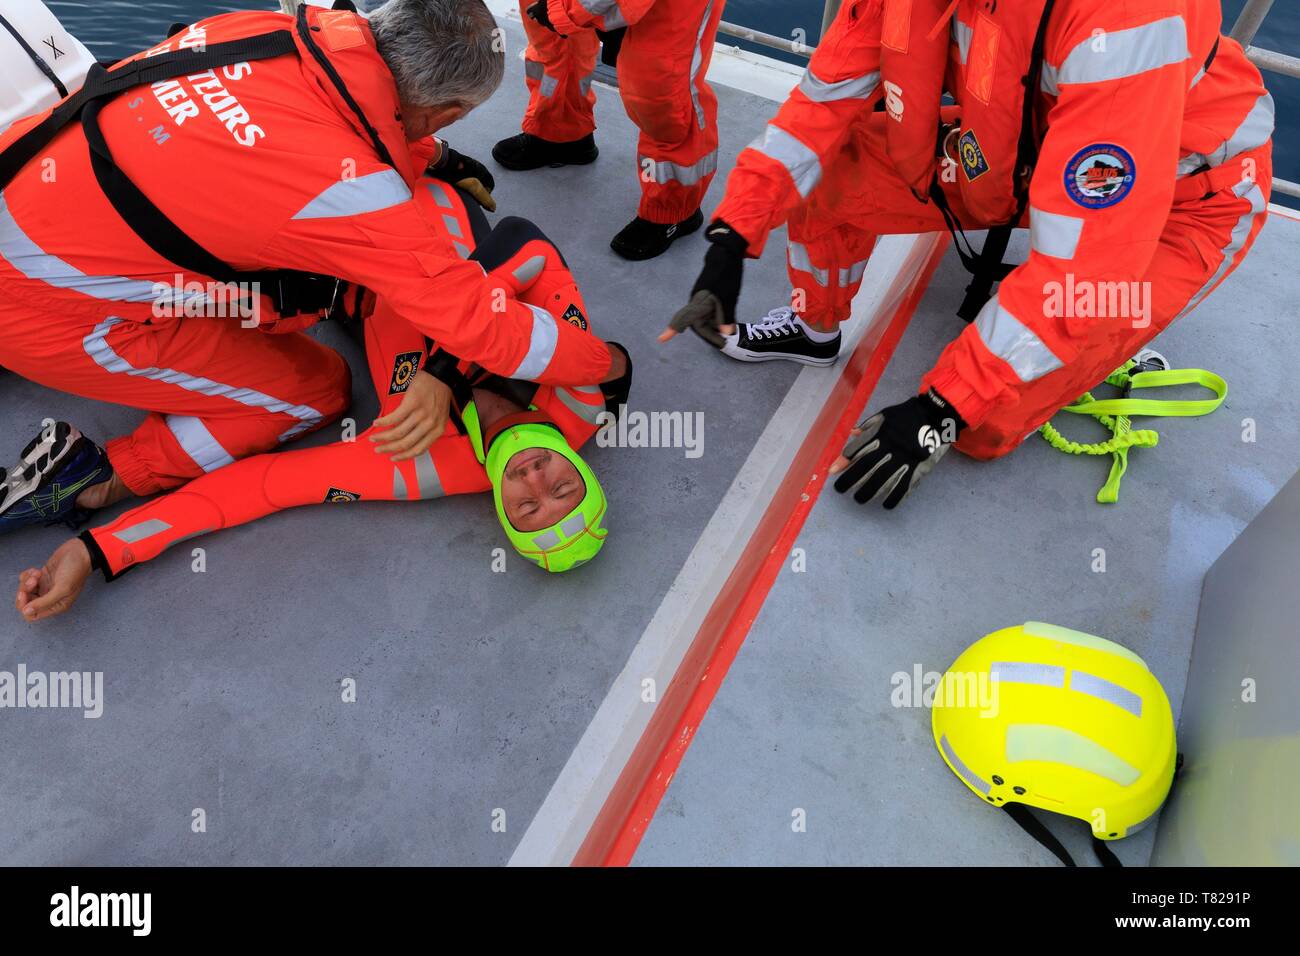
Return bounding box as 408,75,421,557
492,132,599,171
721,307,841,366
609,209,703,261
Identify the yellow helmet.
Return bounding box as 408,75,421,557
932,622,1176,846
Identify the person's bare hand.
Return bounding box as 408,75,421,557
370,369,451,460
15,537,92,622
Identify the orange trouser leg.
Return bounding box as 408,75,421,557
0,285,351,496
520,2,600,142
619,0,725,223
956,152,1273,460
787,108,968,331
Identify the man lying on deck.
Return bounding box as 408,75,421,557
14,177,632,621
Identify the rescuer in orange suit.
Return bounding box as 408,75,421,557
0,0,627,536
661,0,1273,508
492,0,727,261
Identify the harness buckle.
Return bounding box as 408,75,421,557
1123,348,1169,396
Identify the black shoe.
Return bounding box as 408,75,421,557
492,132,598,171
721,307,841,366
609,209,703,261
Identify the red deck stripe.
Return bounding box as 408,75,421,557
572,235,951,867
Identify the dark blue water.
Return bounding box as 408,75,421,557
46,0,1298,207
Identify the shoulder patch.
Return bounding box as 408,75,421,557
316,11,367,53
1064,143,1136,209
325,487,361,503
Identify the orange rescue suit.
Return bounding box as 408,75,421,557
0,7,612,494
712,0,1274,458
521,0,726,223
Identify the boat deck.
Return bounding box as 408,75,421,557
635,207,1300,866
2,11,1297,866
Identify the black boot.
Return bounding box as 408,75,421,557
491,132,599,171
609,209,703,261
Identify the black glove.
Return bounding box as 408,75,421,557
832,389,965,509
666,220,747,348
596,27,626,66
527,1,565,36
429,142,497,212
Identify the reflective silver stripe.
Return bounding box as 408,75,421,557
748,124,821,197
786,240,829,286
1005,724,1140,786
453,241,472,259
442,214,463,239
532,529,561,550
838,258,869,287
638,150,718,187
799,66,880,103
0,194,207,308
952,17,972,65
578,0,626,30
165,415,235,473
413,451,444,499
940,733,990,795
973,294,1065,383
393,465,408,500
427,182,454,208
82,317,325,438
525,58,564,98
292,169,412,220
510,304,560,381
556,385,606,426
560,512,587,537
512,255,547,285
112,518,173,545
1176,91,1274,175
991,661,1066,687
1189,63,1208,89
1029,206,1085,260
579,70,595,96
687,0,717,130
1042,15,1189,95
1071,671,1143,716
1178,177,1267,319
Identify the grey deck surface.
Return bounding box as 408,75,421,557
0,20,799,865
634,212,1300,867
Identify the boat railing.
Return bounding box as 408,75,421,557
716,0,1298,199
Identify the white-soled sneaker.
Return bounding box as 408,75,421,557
720,307,841,366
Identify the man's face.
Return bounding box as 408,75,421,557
500,448,585,533
399,101,469,141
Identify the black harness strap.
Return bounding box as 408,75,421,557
293,5,397,171
930,0,1057,322
0,15,397,318
0,13,68,99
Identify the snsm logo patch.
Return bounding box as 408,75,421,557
1064,143,1135,209
957,129,989,182
325,487,361,503
388,351,422,394
561,303,587,331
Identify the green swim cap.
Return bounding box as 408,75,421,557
483,410,608,573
